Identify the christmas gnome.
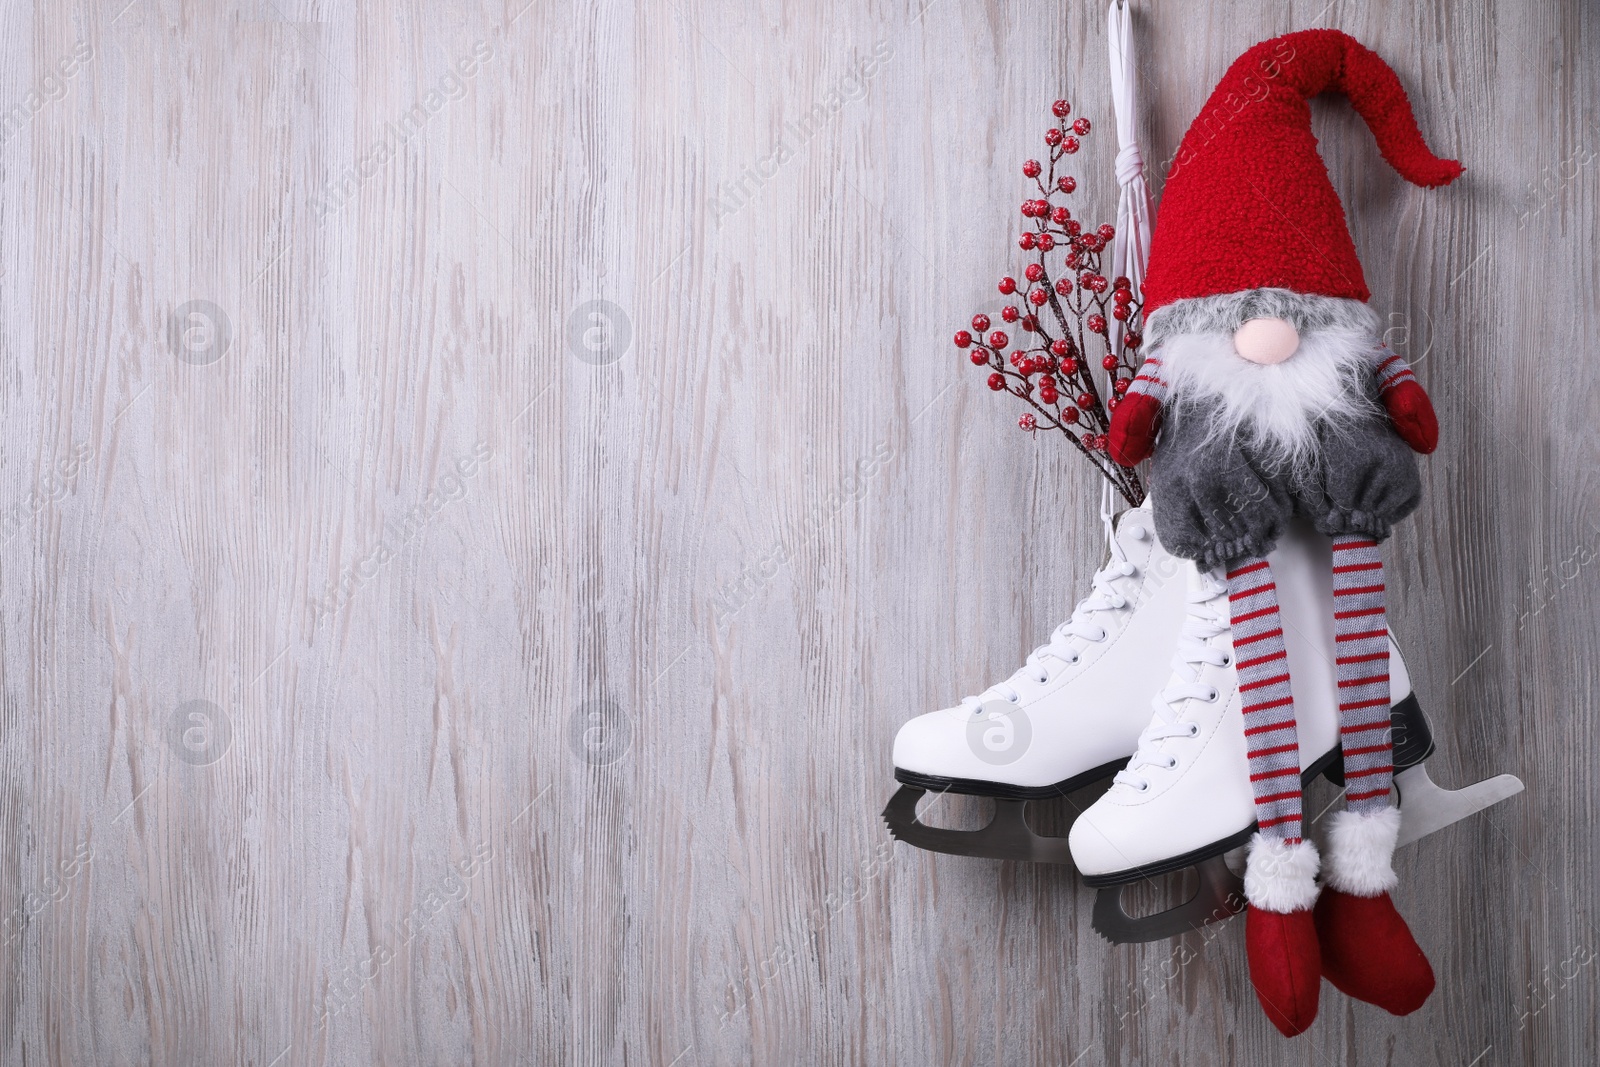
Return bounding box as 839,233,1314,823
1108,29,1457,1036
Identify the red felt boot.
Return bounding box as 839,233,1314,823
1247,905,1323,1036
1243,835,1324,1036
1315,888,1435,1014
1316,808,1435,1015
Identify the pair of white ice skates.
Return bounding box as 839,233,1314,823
884,498,1523,942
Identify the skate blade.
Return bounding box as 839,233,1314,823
881,785,1073,864
1395,763,1524,849
1089,855,1246,944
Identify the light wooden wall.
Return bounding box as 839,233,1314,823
2,1,1595,1064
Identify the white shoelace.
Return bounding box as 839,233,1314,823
1113,570,1230,791
961,493,1142,711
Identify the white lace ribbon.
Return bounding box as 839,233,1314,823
960,504,1140,708
1106,0,1156,359
1113,570,1228,790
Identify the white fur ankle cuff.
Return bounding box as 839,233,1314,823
1243,834,1321,913
1323,807,1401,897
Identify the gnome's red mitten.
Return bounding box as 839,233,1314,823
1380,380,1439,454
1109,391,1162,466
1244,835,1324,1037
1314,808,1436,1016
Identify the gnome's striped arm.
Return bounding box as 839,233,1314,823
1367,344,1439,454
1369,345,1417,396
1107,349,1168,466
1127,351,1169,405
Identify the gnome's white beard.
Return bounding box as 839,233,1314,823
1148,291,1384,471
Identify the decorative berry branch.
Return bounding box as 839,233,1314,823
955,99,1145,505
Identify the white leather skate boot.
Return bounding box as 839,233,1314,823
1069,518,1524,942
883,495,1188,863
1066,517,1340,936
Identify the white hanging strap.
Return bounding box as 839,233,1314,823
1106,0,1156,358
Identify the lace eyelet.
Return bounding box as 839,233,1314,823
1206,687,1220,702
1165,756,1178,769
1136,780,1150,792
1219,653,1232,667
1188,723,1200,737
1036,672,1049,684
1008,693,1020,703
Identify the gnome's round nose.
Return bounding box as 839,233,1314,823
1234,317,1300,365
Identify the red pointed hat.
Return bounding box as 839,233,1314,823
1141,29,1462,317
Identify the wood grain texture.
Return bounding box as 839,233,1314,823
0,1,1595,1064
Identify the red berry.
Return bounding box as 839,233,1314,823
1019,413,1037,431
1021,314,1040,332
970,350,989,365
1088,315,1106,335
1113,276,1131,290
1098,224,1116,241
1050,206,1070,225
1038,374,1056,389
1037,233,1055,251
1052,100,1071,118
1112,305,1130,321
1057,176,1077,194
1072,117,1090,136
1019,232,1036,250
971,314,991,332
1001,305,1020,323
1050,339,1070,357
1114,289,1132,306
988,330,1008,349
1077,393,1094,409
954,330,972,348
1102,355,1118,370
1009,352,1024,367
1062,136,1080,154
1061,358,1078,375
1124,332,1142,349
999,276,1017,295
987,372,1005,391
1065,220,1083,236
1106,396,1119,412
1039,389,1058,406
1029,288,1048,306
1062,406,1079,423
1023,159,1042,178
1054,278,1072,296
1045,128,1063,147
1081,431,1095,446
1114,377,1131,393
1024,263,1045,283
